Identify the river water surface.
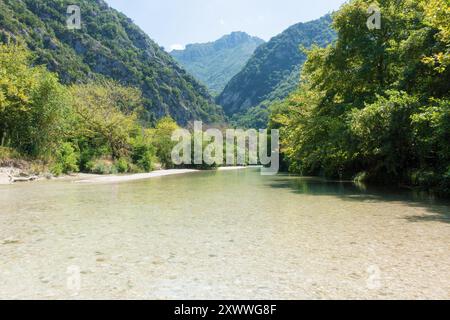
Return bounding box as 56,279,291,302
0,168,449,299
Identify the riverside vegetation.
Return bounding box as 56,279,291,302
1,0,449,197
269,0,450,196
0,0,448,302
0,42,260,179
0,42,182,177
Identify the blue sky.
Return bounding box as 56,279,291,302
105,0,347,51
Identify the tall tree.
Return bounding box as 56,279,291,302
270,0,450,194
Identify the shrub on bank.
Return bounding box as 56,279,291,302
85,159,118,175
0,147,20,160
115,158,130,173
51,143,79,176
131,134,157,172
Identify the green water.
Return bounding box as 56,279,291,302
0,169,449,299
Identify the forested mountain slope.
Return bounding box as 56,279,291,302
0,0,223,125
217,15,336,121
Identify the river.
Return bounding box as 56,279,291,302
0,168,449,299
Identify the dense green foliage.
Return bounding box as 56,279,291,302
0,0,224,125
0,42,183,175
270,0,450,196
171,32,264,95
0,43,71,158
218,15,336,127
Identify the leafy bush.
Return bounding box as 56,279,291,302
51,142,79,176
151,117,179,169
115,158,130,174
0,147,20,160
85,159,118,175
137,151,155,172
349,91,420,180
130,130,157,172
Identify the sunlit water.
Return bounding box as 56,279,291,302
0,168,449,299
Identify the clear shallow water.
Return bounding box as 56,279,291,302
0,169,449,299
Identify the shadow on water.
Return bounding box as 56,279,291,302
266,174,450,224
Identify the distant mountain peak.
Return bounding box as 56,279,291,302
214,32,264,49
220,31,262,42
175,32,263,53
171,32,265,94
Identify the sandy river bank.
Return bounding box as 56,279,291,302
0,166,249,185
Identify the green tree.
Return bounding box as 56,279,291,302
422,0,450,72
70,81,142,160
270,0,450,194
150,117,180,169
0,42,71,158
349,91,420,181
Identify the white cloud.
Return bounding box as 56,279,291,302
219,18,226,25
169,44,185,51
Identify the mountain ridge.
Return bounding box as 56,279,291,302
171,31,264,94
217,15,336,122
